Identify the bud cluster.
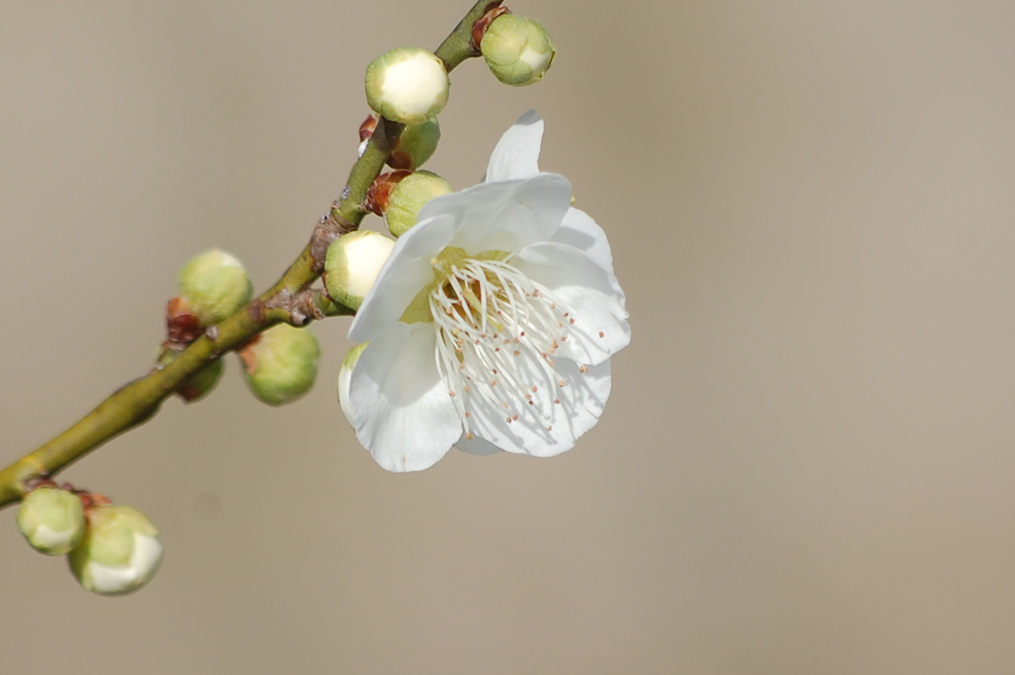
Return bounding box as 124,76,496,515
17,483,163,596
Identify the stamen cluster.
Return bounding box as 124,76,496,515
428,257,581,437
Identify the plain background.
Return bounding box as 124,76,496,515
3,1,1015,673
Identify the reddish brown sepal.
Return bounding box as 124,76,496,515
359,115,378,142
23,477,108,512
238,335,262,375
363,170,412,216
175,383,203,402
386,148,415,170
80,492,111,512
166,297,204,344
472,5,511,50
362,114,418,170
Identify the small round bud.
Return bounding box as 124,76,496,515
17,487,86,556
385,171,453,237
365,47,449,125
239,324,321,406
324,231,396,310
178,248,252,326
157,346,224,402
389,118,441,170
480,15,556,87
338,342,369,426
68,505,163,596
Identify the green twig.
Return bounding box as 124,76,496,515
0,0,498,509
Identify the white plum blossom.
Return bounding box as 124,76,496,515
342,111,630,472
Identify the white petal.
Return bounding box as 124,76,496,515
467,359,613,457
83,534,162,595
512,242,630,366
347,322,462,472
349,214,456,343
552,207,619,284
31,524,77,551
420,174,571,255
484,109,543,182
455,435,502,456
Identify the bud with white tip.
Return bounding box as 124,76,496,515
324,231,396,310
385,171,453,237
481,15,556,87
239,324,321,406
17,487,86,556
178,248,252,326
365,47,449,125
68,504,163,596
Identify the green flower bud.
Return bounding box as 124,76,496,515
389,118,441,170
338,342,369,426
156,347,224,402
178,248,252,326
365,47,449,125
384,170,453,238
68,505,163,596
239,324,321,406
324,231,396,309
17,487,86,556
480,15,556,86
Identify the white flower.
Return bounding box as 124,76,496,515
342,111,630,472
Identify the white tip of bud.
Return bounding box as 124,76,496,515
385,171,453,237
68,505,163,596
365,47,450,125
338,342,369,426
239,324,321,406
178,248,252,326
481,15,556,87
17,487,86,556
325,231,397,309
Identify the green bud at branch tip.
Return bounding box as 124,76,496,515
481,15,556,87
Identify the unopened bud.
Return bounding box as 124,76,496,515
338,342,369,426
365,47,449,125
388,118,441,170
385,171,453,237
157,346,224,402
239,324,321,406
324,231,396,310
363,170,412,217
17,487,86,556
481,15,556,86
68,505,163,596
177,248,252,326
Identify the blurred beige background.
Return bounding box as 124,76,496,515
3,1,1015,673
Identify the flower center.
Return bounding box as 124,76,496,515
428,255,578,438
